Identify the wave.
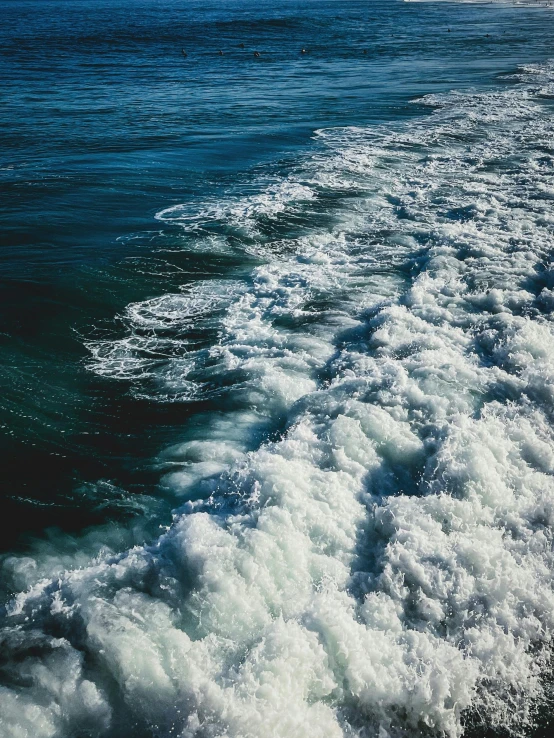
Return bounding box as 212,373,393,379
3,62,554,738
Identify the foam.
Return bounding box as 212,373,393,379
3,61,554,738
156,180,316,238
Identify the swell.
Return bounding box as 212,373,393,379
2,62,554,738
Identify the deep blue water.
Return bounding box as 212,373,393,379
3,1,554,736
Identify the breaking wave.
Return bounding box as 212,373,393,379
3,61,554,738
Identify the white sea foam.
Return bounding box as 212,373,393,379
3,62,554,738
156,180,316,237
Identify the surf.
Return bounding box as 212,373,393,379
3,56,554,738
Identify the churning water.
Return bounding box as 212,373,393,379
2,1,554,737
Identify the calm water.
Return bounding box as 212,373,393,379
2,0,554,736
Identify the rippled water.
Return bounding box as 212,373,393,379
2,1,554,737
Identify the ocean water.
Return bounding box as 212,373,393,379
2,0,554,736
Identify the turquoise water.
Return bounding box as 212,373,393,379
2,1,554,736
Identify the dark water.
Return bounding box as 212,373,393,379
3,1,554,737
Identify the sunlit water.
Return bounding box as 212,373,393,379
2,1,554,737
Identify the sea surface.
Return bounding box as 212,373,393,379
2,0,554,736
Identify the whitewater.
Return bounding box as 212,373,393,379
3,60,554,738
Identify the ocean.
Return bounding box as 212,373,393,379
2,0,554,736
